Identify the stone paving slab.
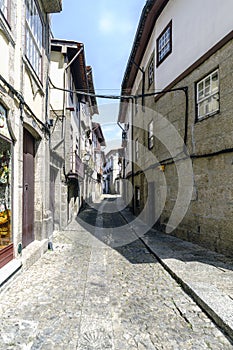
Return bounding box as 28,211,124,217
121,208,233,342
1,200,233,349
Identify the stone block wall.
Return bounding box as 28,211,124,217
132,38,233,257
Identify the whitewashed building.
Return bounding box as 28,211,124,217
49,39,99,227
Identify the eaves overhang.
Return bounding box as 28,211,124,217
121,0,169,95
118,0,169,123
51,39,88,93
87,66,99,115
92,122,106,146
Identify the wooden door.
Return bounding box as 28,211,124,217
22,129,35,248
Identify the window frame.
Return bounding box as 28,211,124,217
195,69,220,121
0,0,11,26
156,20,172,67
148,120,154,150
148,57,154,87
135,138,139,161
25,0,43,79
135,186,140,208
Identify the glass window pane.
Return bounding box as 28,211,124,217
25,0,42,77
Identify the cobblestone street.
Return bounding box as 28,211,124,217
0,198,232,349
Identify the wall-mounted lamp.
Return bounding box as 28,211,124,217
83,151,91,163
159,165,165,172
46,119,54,128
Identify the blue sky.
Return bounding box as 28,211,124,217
51,0,145,151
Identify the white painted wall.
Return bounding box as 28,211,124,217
155,0,233,90
0,34,10,80
50,53,65,111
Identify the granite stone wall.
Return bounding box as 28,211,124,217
131,38,233,256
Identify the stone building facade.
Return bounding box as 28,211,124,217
103,148,123,195
0,0,62,277
92,122,106,201
49,39,99,229
118,0,233,256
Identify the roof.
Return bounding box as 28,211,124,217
51,39,99,116
121,0,169,94
92,122,106,146
105,147,124,158
87,66,99,115
118,0,169,122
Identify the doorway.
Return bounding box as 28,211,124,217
22,129,35,248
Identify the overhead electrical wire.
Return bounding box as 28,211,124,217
49,77,188,101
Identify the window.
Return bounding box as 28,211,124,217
135,138,139,161
0,104,12,253
135,187,140,208
93,133,98,149
157,21,172,66
148,58,154,87
135,97,138,114
70,125,73,170
196,69,219,120
148,120,153,149
25,0,43,78
0,0,9,21
69,74,74,103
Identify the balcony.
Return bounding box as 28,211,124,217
66,154,84,184
41,0,62,13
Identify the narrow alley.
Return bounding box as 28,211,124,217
0,196,232,350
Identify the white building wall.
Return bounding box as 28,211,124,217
50,54,65,111
155,0,233,90
133,0,233,92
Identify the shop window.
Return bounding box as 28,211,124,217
0,105,12,252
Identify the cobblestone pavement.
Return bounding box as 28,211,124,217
0,198,233,349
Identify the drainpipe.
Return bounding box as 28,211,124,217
130,97,135,214
131,60,145,112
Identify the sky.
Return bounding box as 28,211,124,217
51,0,145,152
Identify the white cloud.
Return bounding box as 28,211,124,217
98,11,133,35
99,12,115,33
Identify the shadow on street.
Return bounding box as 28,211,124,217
76,196,233,273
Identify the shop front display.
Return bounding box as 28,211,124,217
0,104,13,268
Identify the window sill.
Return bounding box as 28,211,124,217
0,14,15,46
196,110,220,123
